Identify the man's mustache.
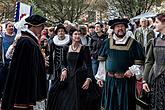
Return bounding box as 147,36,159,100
117,29,124,33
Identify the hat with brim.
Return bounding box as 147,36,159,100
25,15,47,26
108,19,129,29
55,24,67,35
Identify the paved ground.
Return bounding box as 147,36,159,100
0,100,46,110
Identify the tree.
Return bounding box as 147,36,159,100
106,0,163,18
0,0,15,22
32,0,92,23
90,0,109,22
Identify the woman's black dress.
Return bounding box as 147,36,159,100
47,46,98,110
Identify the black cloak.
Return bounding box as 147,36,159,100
1,31,47,110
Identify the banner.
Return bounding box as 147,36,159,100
15,2,32,22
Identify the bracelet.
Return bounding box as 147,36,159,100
86,78,92,82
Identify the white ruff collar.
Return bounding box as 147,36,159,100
113,34,129,44
53,34,70,46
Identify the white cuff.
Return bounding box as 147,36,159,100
129,65,143,80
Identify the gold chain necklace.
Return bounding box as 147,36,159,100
71,44,79,51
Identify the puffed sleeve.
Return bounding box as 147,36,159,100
5,44,15,59
136,43,145,65
95,39,109,81
128,40,145,79
97,38,109,61
130,40,145,65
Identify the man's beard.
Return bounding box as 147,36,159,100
58,35,65,40
114,30,126,38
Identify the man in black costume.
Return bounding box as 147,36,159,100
1,15,47,110
48,24,70,84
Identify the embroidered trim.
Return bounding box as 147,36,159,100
109,37,134,50
134,60,144,65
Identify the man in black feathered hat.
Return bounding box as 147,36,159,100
1,15,48,110
95,18,145,110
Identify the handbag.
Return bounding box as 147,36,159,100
136,89,150,109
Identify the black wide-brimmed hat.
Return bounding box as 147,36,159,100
55,24,67,34
25,14,47,26
108,18,129,29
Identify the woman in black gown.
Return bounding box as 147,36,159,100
47,28,96,110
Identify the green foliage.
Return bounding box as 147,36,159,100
0,0,15,22
27,0,43,15
31,0,91,23
88,11,96,23
91,0,109,12
106,0,163,18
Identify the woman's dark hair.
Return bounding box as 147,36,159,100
95,22,103,28
69,27,80,36
5,21,13,28
155,13,165,23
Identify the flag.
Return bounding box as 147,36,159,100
15,2,32,22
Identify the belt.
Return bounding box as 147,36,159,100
107,72,125,78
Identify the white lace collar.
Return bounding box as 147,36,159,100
53,34,70,46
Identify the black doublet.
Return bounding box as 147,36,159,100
48,37,70,80
51,44,64,79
